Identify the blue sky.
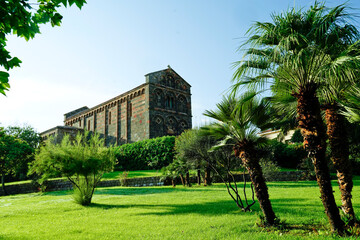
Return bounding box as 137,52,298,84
1,0,360,132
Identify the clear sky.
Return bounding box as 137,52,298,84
1,0,359,133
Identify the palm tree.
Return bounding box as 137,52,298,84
232,2,360,234
203,93,277,225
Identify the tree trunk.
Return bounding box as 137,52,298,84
185,172,191,187
234,142,276,225
204,163,211,186
171,179,176,187
294,86,345,234
1,172,7,196
197,169,201,185
179,174,185,186
325,105,355,225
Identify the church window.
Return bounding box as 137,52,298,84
108,112,112,124
88,120,91,130
79,120,81,127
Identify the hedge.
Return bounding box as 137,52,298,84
114,136,175,170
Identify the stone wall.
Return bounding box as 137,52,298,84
0,171,309,197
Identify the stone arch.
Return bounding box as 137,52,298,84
154,88,165,108
153,115,165,137
177,94,187,113
166,116,177,135
166,74,175,88
178,120,188,133
165,91,176,110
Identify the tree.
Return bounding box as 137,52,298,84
0,128,32,194
233,2,360,234
30,131,115,206
5,125,41,149
0,0,87,95
5,125,41,180
174,129,215,186
203,93,277,225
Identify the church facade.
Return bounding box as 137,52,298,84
40,67,192,145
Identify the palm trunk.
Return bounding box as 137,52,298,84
234,142,276,225
325,105,355,225
294,86,345,234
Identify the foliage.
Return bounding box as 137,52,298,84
30,131,115,205
290,129,303,144
266,139,307,169
114,136,175,171
0,0,86,95
0,128,33,194
119,171,129,186
5,125,41,149
202,93,276,219
4,125,41,180
259,159,280,182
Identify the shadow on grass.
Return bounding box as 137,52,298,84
95,185,224,196
89,199,248,216
89,196,324,219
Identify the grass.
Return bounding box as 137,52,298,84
102,170,162,179
1,180,360,239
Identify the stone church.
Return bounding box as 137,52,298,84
40,66,192,145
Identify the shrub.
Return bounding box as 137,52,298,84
30,131,116,206
266,140,307,169
114,136,175,170
260,159,281,181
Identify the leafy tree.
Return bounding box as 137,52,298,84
0,0,86,95
5,125,41,149
0,128,32,194
232,2,360,234
203,93,277,225
5,125,41,180
174,129,214,186
30,131,115,206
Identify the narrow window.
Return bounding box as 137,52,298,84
88,120,90,130
79,120,81,127
108,112,112,124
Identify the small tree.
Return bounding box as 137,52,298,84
30,131,115,206
203,93,277,225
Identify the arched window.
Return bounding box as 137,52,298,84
154,89,164,108
165,92,175,110
178,95,187,113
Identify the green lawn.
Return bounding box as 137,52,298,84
102,170,162,179
1,180,360,239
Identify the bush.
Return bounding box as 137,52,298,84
114,136,175,170
259,159,280,181
30,131,116,206
266,140,307,169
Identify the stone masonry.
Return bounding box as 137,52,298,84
40,66,192,145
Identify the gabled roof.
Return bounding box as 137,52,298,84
145,65,191,87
